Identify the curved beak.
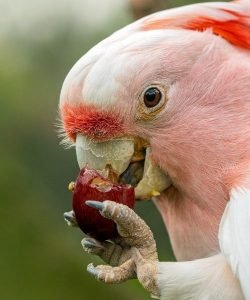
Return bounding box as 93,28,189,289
76,134,134,177
75,133,172,200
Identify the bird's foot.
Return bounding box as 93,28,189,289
83,200,160,297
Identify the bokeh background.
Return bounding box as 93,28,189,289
1,0,208,299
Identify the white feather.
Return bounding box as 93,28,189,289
157,254,243,300
219,187,250,299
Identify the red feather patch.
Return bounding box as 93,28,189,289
183,14,250,49
141,7,250,49
61,104,123,141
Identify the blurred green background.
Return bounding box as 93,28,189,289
1,0,208,299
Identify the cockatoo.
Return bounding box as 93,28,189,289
59,0,250,299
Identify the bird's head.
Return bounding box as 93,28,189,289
60,22,211,196
59,2,250,208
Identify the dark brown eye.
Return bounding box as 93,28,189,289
143,87,162,108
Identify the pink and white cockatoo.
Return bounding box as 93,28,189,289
59,0,250,299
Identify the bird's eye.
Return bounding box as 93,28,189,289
143,87,162,108
136,84,167,121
